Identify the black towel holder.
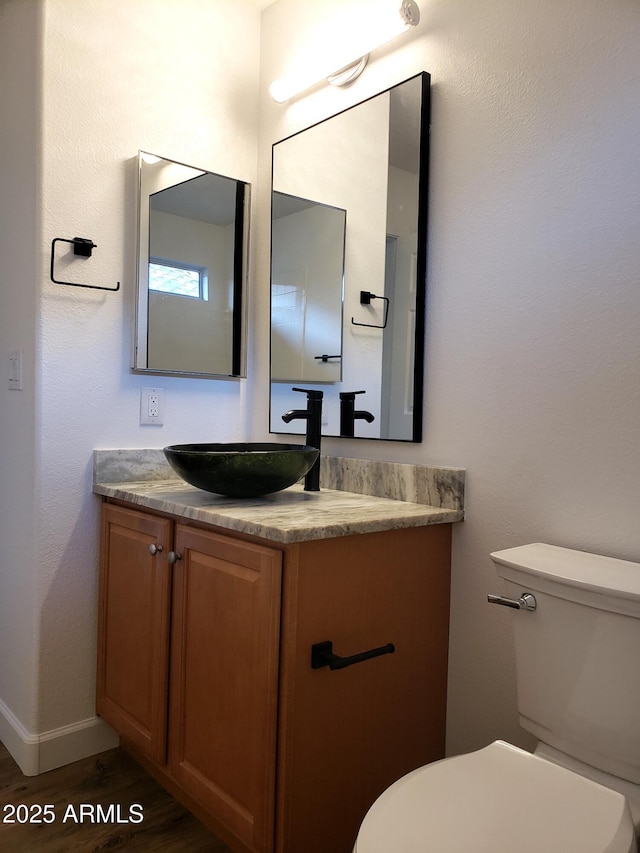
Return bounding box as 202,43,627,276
50,237,120,292
351,290,389,329
311,640,395,671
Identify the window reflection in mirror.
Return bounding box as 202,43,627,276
269,72,430,441
134,152,249,378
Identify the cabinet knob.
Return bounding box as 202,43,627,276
148,543,163,556
167,551,183,565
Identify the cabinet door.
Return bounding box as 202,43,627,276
169,525,282,853
277,525,451,853
96,504,172,763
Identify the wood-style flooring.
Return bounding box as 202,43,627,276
0,741,232,851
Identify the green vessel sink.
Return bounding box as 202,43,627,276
163,443,319,498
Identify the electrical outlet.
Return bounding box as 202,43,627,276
140,387,164,425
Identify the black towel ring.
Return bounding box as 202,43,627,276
50,237,120,292
351,290,389,329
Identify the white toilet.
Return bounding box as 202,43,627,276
354,543,640,852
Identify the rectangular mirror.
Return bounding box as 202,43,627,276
134,152,250,378
269,72,430,441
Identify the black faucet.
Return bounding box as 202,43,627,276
339,391,375,438
281,387,323,491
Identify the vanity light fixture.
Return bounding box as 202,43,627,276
269,0,420,103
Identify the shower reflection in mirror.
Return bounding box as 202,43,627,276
271,192,346,384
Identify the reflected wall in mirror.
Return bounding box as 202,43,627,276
269,72,430,441
134,152,250,378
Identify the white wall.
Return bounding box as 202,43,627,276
2,0,639,777
37,0,260,735
0,0,261,772
258,0,640,756
0,0,42,756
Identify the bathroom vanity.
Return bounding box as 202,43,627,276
94,451,464,853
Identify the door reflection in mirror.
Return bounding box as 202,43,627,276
269,72,430,441
271,192,345,383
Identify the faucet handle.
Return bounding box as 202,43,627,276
292,387,324,400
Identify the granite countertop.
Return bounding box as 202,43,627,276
93,450,465,545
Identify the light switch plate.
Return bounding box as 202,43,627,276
8,350,23,390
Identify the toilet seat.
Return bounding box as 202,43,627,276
354,741,636,853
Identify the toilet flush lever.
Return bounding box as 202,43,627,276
488,593,537,612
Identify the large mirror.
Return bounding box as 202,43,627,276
269,72,430,441
134,152,250,378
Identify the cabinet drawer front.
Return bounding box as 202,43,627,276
97,504,172,764
169,525,282,853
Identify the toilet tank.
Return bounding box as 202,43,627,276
490,543,640,784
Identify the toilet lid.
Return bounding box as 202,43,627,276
354,741,636,853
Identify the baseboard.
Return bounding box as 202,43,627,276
0,698,119,776
0,698,39,775
38,716,120,774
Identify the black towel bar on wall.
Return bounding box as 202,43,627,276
50,237,120,292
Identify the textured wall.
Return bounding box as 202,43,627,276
3,0,640,769
0,0,42,737
34,0,260,734
258,0,640,756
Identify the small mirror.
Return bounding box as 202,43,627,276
269,72,430,441
134,152,249,378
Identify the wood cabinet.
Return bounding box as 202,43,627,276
97,500,451,853
98,504,281,852
168,524,281,852
97,505,172,763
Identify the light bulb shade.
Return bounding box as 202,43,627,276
270,0,420,103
